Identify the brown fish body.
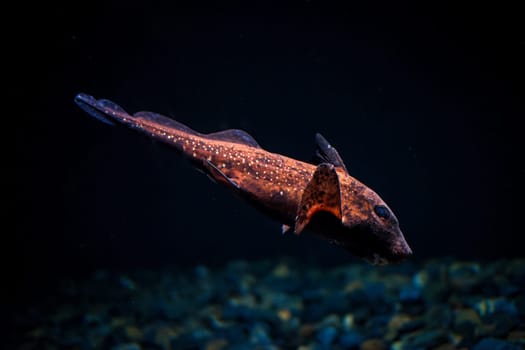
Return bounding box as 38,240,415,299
132,117,315,224
124,118,370,230
74,93,412,264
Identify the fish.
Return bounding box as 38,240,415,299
74,93,412,264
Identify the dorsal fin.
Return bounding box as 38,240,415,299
314,133,348,173
98,99,129,115
294,163,343,234
207,129,261,148
133,111,199,135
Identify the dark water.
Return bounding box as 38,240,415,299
13,2,523,349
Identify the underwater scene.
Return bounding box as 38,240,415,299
13,2,522,350
9,258,525,349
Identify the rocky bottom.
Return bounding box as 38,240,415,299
9,258,525,350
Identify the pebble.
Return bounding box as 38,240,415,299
396,329,449,349
360,338,385,350
123,325,144,342
204,338,229,350
339,330,363,348
399,285,422,302
316,326,338,346
8,258,525,350
249,322,272,345
472,337,523,350
454,308,482,327
448,262,481,290
425,305,452,329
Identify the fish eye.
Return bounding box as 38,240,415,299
374,205,390,220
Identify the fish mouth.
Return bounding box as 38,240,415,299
354,230,412,265
307,213,413,264
336,224,413,265
364,245,413,265
308,212,413,265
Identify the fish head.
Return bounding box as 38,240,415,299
298,164,413,265
338,186,412,265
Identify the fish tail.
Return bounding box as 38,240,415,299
74,93,203,154
74,93,126,126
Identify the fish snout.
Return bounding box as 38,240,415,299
388,232,413,262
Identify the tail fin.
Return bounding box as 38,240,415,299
74,93,199,134
74,92,205,157
74,93,130,126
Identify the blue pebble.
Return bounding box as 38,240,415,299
494,299,518,316
364,282,385,300
399,285,422,302
316,326,338,346
472,338,522,350
250,323,271,345
339,330,363,348
475,298,518,316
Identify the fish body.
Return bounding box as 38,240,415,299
75,93,412,264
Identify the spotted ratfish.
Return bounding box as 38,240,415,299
74,93,412,265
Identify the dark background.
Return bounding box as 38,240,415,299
14,2,522,296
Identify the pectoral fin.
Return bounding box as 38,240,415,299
294,163,342,234
203,160,240,189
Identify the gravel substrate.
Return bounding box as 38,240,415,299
9,258,525,349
